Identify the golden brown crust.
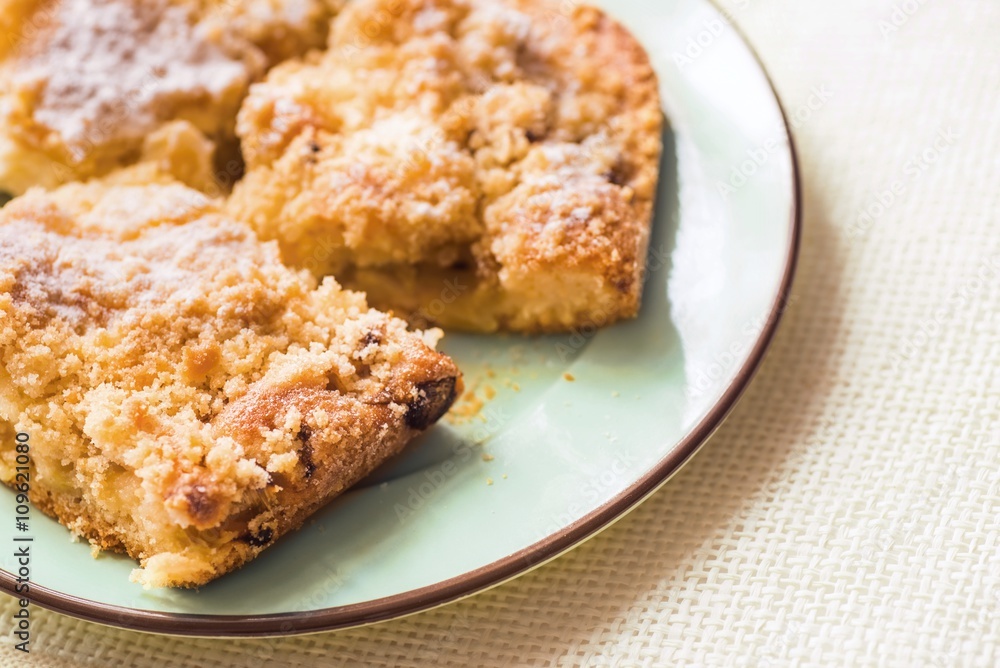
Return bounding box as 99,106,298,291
0,0,343,196
0,177,460,588
228,0,663,333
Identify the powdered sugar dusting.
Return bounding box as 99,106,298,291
14,0,252,159
0,183,259,330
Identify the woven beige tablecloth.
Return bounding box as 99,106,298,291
3,0,999,665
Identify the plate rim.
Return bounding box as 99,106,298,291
0,3,803,637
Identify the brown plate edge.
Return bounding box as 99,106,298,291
0,11,803,638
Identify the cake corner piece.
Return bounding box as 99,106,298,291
0,176,461,588
228,0,665,334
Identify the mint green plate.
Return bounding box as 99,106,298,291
0,0,799,636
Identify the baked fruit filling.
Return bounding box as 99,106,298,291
0,0,344,195
228,0,663,333
0,175,460,587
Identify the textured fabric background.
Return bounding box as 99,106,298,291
2,0,999,665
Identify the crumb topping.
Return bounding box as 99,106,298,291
227,0,663,332
12,0,255,157
0,178,459,586
0,0,343,194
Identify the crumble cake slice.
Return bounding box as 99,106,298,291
227,0,663,333
0,177,461,588
0,0,343,196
